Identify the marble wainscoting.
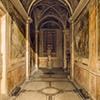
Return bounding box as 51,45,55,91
0,76,1,95
39,57,63,69
7,57,26,93
74,61,100,100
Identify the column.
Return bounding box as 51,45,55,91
71,21,74,80
63,30,67,71
1,15,8,94
35,30,39,70
26,21,30,80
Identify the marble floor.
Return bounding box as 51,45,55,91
11,68,85,100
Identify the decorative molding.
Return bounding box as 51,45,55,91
69,0,90,22
9,0,32,23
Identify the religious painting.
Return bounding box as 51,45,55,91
10,21,25,59
74,6,89,58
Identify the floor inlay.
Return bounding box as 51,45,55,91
40,87,59,95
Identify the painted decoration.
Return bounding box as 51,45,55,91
74,6,89,58
10,21,25,59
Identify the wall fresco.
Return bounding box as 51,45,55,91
74,6,89,58
10,21,25,59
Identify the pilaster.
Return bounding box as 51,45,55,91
35,30,39,69
26,20,30,80
63,29,69,71
70,21,74,80
1,15,8,95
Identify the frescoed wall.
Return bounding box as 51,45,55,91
10,21,25,59
74,0,100,100
74,6,89,58
7,20,26,92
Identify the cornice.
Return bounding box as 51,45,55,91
69,0,90,23
9,0,32,23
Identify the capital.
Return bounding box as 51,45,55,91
35,30,39,33
26,17,32,24
63,29,70,35
68,17,74,24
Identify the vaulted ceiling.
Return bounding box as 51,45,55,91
28,0,80,45
20,0,80,12
19,0,81,46
30,0,72,30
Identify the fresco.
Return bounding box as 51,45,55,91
10,21,25,59
74,6,89,58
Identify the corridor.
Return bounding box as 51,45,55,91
12,69,84,100
0,0,100,100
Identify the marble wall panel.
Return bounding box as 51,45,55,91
39,58,63,68
8,65,25,92
52,59,63,68
0,78,1,94
0,53,2,76
39,58,47,68
74,64,89,91
89,73,96,100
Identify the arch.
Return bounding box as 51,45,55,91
39,6,62,20
38,15,64,29
28,0,73,15
39,21,62,29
